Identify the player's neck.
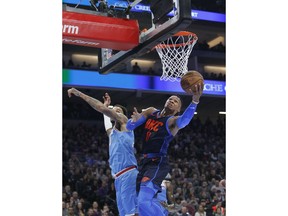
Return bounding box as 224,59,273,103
114,122,122,131
160,108,174,117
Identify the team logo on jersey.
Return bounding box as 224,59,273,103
144,119,164,141
144,119,164,132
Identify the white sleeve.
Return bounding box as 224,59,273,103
103,114,113,131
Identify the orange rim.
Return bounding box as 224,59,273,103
173,31,197,37
154,31,198,49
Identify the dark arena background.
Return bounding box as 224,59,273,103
62,0,226,215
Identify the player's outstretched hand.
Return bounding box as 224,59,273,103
67,88,81,98
131,107,141,122
192,83,203,103
103,93,111,107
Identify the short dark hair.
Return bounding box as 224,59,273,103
114,104,128,117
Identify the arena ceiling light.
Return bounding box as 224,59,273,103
207,36,224,48
203,65,226,74
72,54,98,62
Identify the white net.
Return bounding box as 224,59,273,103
155,31,198,82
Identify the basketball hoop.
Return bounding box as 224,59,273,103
155,31,198,82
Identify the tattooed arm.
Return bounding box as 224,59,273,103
67,88,127,124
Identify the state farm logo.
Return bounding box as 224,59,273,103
62,24,79,34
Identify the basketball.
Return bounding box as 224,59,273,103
180,70,204,94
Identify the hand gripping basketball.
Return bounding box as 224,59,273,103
180,70,204,94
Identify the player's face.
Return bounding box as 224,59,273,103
113,106,124,115
165,95,181,112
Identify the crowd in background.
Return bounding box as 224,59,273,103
63,104,226,215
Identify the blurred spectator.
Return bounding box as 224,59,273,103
180,200,195,216
96,180,110,205
75,201,85,216
63,201,69,216
191,173,200,187
86,208,95,216
207,169,221,182
174,187,185,200
107,5,115,17
214,189,225,203
72,191,80,203
81,61,91,68
64,185,72,199
210,179,221,195
217,73,224,81
195,204,207,216
178,206,191,216
80,197,91,214
199,199,208,212
132,62,141,74
63,192,68,203
98,0,108,12
213,206,225,216
200,181,210,193
92,201,101,216
68,59,74,68
212,201,224,216
147,67,155,75
101,204,114,216
68,206,76,216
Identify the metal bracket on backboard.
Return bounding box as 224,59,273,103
99,0,192,74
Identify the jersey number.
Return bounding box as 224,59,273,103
145,131,151,141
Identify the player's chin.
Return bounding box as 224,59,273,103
167,103,175,109
165,105,173,111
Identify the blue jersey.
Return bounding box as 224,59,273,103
108,128,137,176
142,110,174,155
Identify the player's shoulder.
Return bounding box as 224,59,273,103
143,107,158,115
142,107,156,112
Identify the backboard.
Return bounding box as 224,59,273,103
98,0,193,74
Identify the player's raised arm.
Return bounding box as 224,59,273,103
172,83,203,132
67,88,125,123
126,107,156,130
